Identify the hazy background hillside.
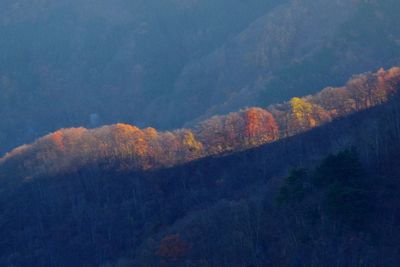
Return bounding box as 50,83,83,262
1,0,400,155
0,0,284,154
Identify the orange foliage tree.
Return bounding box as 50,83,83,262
2,67,399,178
244,108,279,146
196,108,279,154
48,131,65,151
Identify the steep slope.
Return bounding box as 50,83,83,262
1,92,400,266
1,67,399,181
3,0,400,156
158,0,400,127
0,0,284,154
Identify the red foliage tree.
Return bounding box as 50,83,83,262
48,131,65,151
244,108,279,146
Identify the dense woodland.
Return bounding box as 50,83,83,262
2,67,399,180
1,83,400,266
2,1,400,266
0,0,285,154
2,0,400,155
0,66,400,266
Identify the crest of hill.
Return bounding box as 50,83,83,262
2,82,400,266
1,67,399,180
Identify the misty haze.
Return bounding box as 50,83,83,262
1,0,400,266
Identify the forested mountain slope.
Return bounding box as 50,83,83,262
2,1,400,265
2,0,400,155
1,86,400,266
1,67,399,181
0,0,284,154
163,0,400,126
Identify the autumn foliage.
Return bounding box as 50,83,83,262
244,108,279,145
195,107,279,154
270,67,400,137
1,67,399,177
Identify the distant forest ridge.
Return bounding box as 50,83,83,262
1,67,400,178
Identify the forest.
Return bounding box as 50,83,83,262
2,67,399,181
2,1,400,266
0,66,400,266
1,0,400,155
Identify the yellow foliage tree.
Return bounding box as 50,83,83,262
288,97,330,135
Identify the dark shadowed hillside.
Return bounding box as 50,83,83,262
1,92,400,266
